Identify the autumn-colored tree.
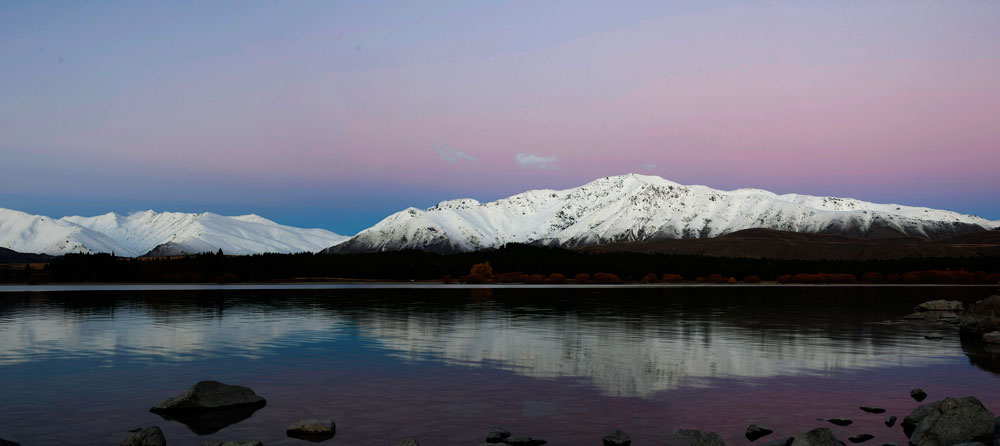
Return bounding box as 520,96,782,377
640,273,659,283
661,273,685,283
469,262,493,281
592,272,622,284
548,273,567,284
862,272,885,284
743,275,761,284
574,273,591,283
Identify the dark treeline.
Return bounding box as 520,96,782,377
4,244,996,284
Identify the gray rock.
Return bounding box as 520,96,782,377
121,426,166,446
848,434,873,443
790,428,845,446
824,419,853,427
916,300,965,312
286,418,336,442
746,425,775,442
984,332,1000,343
396,438,420,446
885,416,897,427
905,396,996,446
665,429,726,446
0,439,20,446
903,311,960,321
505,436,546,446
603,429,631,446
201,442,264,446
764,438,793,446
150,381,266,413
860,406,885,414
911,388,928,402
486,427,512,443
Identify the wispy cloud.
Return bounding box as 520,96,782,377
642,163,656,171
515,153,560,170
435,145,478,162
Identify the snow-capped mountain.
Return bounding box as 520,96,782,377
0,209,349,256
325,174,999,254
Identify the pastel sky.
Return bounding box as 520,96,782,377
1,1,998,234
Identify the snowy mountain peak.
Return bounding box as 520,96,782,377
325,174,998,254
1,208,349,256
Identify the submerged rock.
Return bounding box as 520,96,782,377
911,388,928,402
764,438,793,446
860,406,885,414
665,429,726,446
201,442,263,446
823,419,853,427
790,428,845,446
916,300,965,312
904,396,996,446
848,434,874,443
885,416,897,427
396,437,420,446
746,425,775,442
286,418,336,442
150,381,266,413
121,426,166,446
603,429,631,446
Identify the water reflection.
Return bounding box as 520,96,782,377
0,287,991,398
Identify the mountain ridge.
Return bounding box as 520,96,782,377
325,173,999,254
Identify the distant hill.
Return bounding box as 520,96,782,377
580,228,1000,260
0,247,53,264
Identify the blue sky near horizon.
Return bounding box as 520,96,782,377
1,1,998,234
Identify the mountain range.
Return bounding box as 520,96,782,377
326,174,999,254
0,208,348,257
2,174,998,257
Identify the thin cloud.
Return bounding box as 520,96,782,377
435,145,478,162
515,153,560,170
642,163,657,171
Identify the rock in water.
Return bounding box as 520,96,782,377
885,416,897,427
824,419,853,427
911,388,928,402
995,417,1000,446
505,436,546,446
665,429,726,446
603,429,631,446
984,332,1000,343
121,426,166,446
916,300,965,312
396,438,420,446
287,418,336,442
764,438,793,446
0,439,20,446
848,434,874,443
747,425,775,442
150,381,266,413
201,442,264,446
905,396,996,446
486,427,512,443
791,428,845,446
860,406,886,414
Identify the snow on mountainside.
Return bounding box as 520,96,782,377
0,209,349,256
326,174,999,254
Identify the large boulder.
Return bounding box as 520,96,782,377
960,295,1000,337
747,425,774,442
665,429,726,446
916,300,965,312
287,418,335,442
121,426,166,446
790,428,845,446
486,427,512,443
150,381,266,413
904,396,996,446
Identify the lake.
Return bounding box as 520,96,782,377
1,285,999,445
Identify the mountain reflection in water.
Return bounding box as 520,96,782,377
0,285,998,446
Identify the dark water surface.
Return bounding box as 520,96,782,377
1,285,999,445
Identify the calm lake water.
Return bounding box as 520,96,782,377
1,285,999,445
